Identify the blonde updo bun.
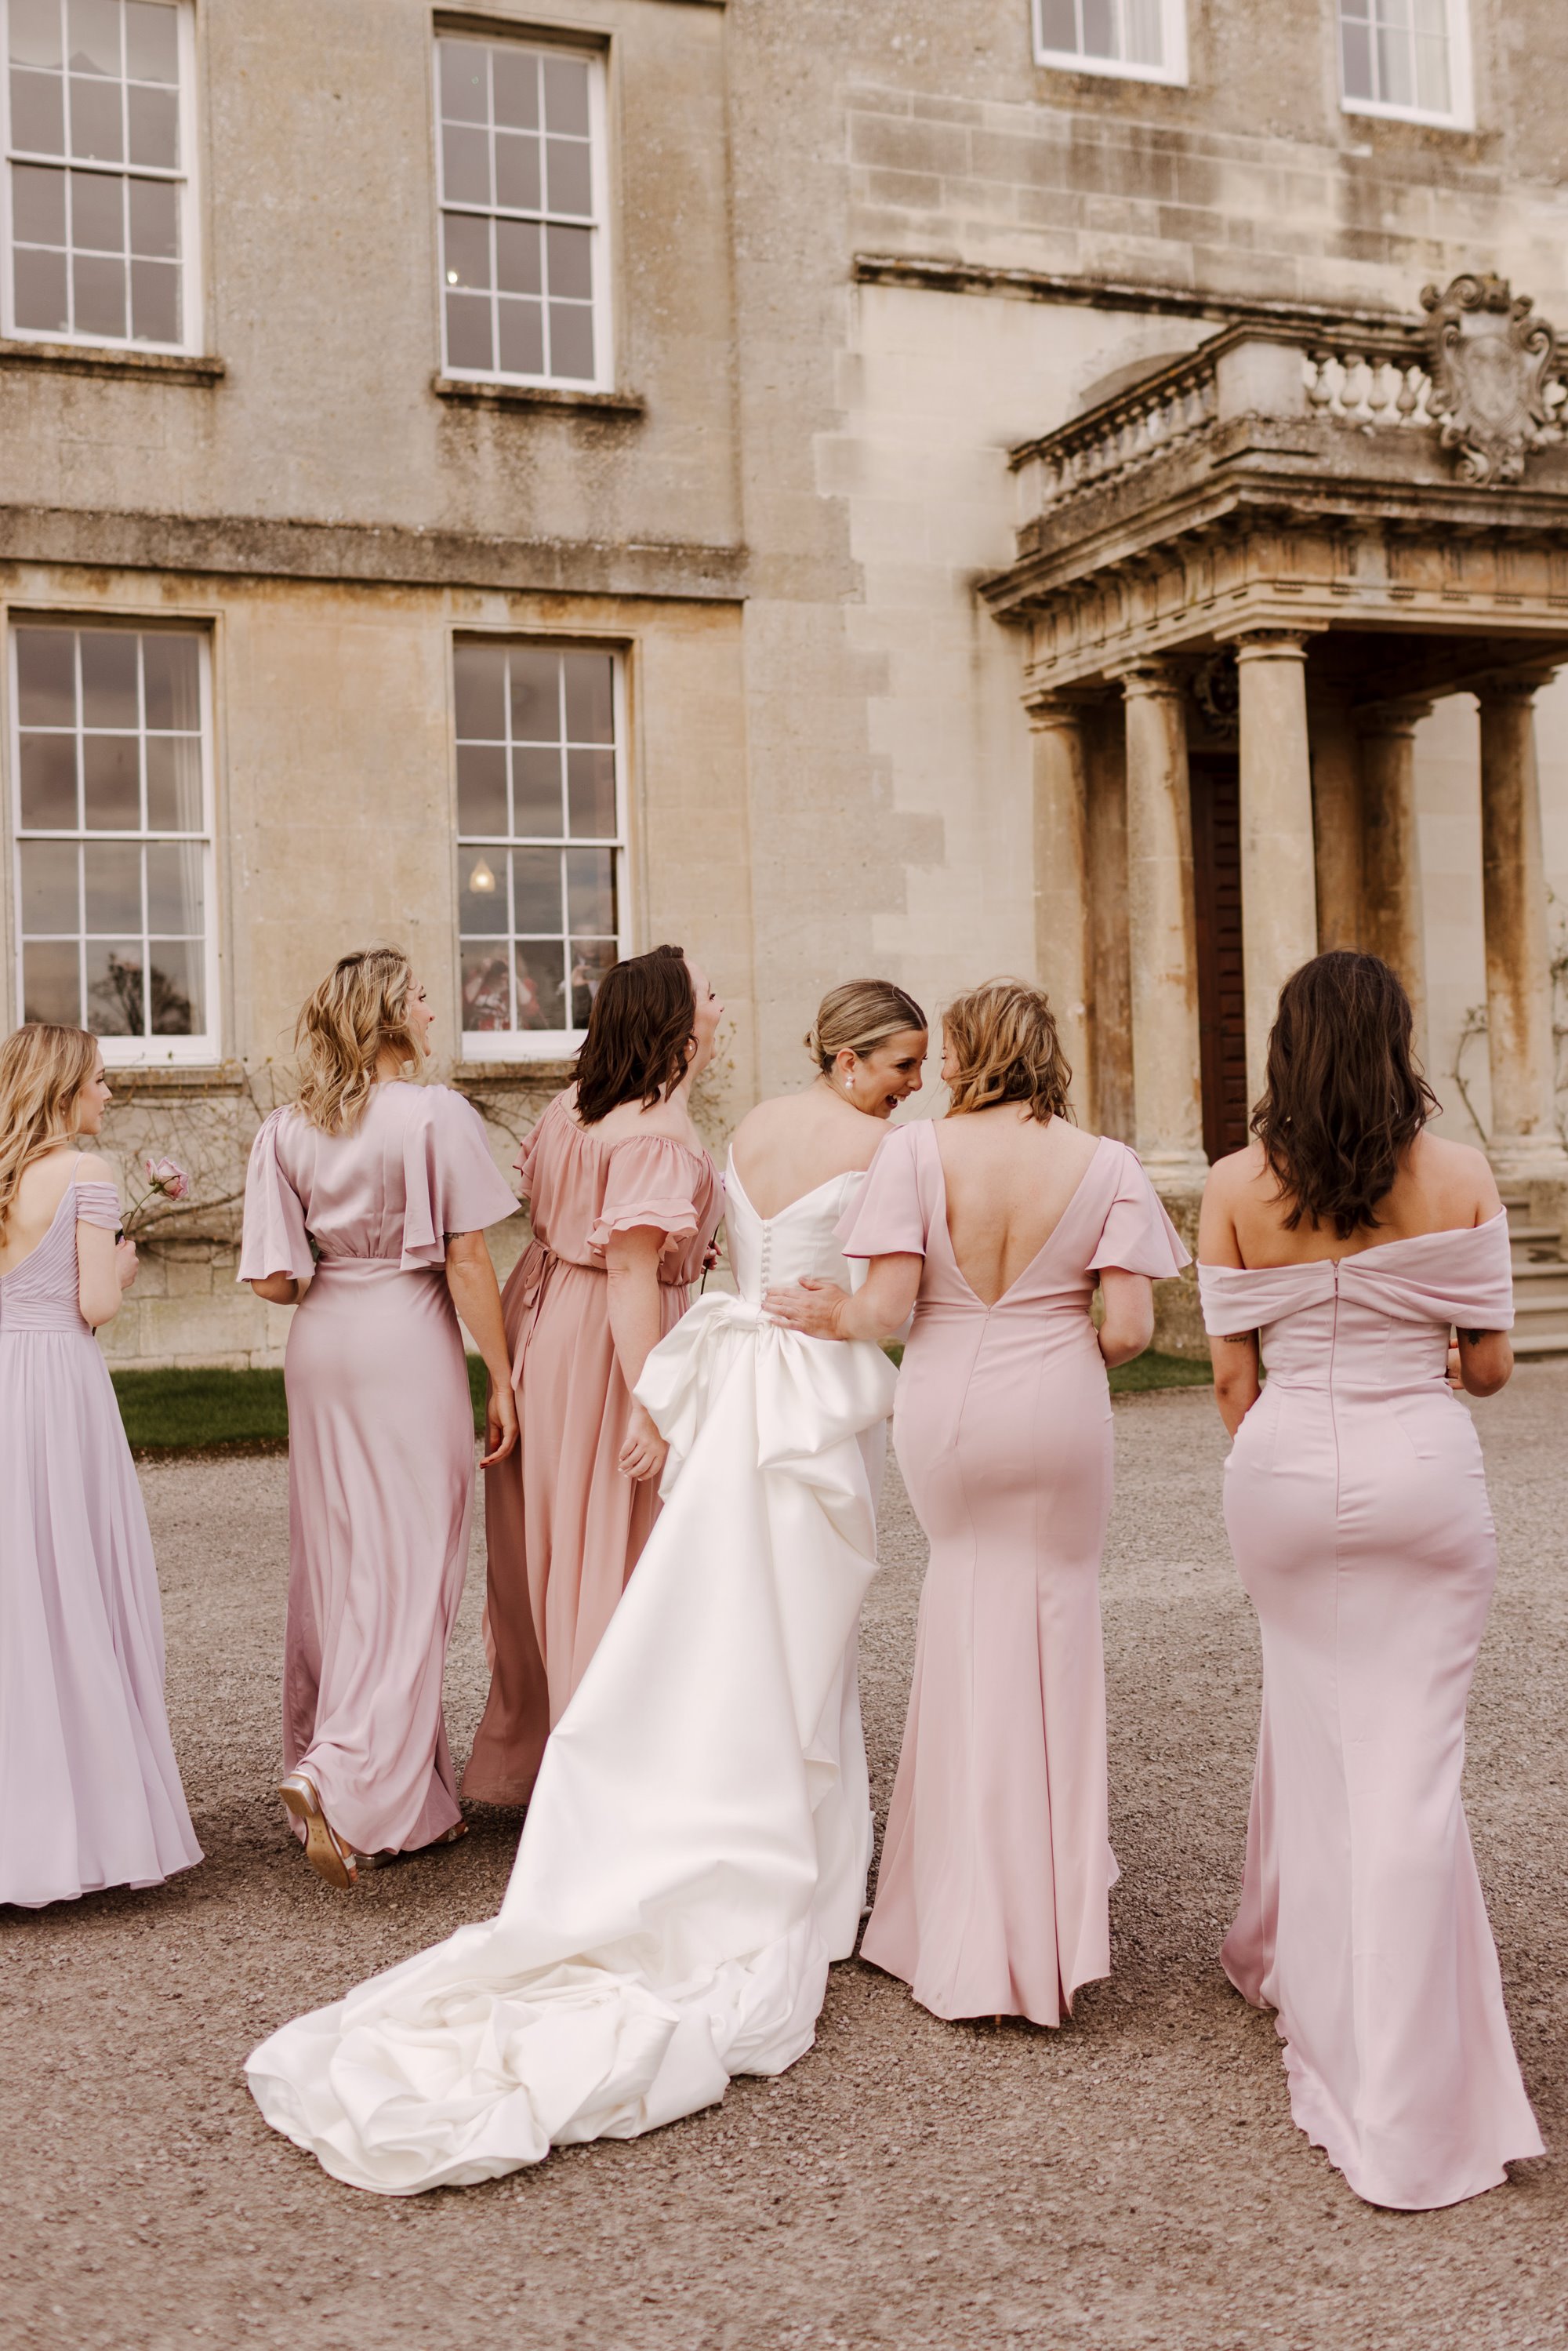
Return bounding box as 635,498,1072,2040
806,979,927,1074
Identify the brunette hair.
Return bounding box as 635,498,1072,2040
1252,950,1437,1237
942,977,1073,1123
294,947,419,1136
574,945,697,1124
806,979,927,1074
0,1023,100,1241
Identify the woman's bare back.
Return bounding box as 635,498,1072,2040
935,1110,1102,1306
730,1091,889,1222
1204,1130,1501,1270
0,1148,111,1276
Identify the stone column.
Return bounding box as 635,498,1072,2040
1025,691,1092,1094
1308,687,1363,952
1232,631,1319,1106
1117,661,1207,1185
1476,676,1568,1179
1356,700,1431,1066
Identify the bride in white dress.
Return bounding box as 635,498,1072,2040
245,981,928,2192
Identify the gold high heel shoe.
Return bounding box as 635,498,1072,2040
278,1773,358,1888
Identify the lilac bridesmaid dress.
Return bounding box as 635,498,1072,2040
841,1123,1189,2026
240,1082,517,1859
1201,1215,1544,2209
0,1171,201,1906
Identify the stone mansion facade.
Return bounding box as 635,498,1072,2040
3,0,1568,1362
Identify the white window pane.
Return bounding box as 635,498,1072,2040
71,164,122,248
512,743,563,833
1124,0,1164,64
442,209,490,290
68,72,122,159
10,64,65,150
544,135,590,216
149,937,201,1034
67,0,122,74
565,846,615,936
1082,0,1118,57
125,1,178,84
129,253,175,337
546,301,593,383
494,129,540,213
514,941,566,1030
444,288,492,372
141,631,198,727
459,848,506,934
87,939,143,1034
20,838,79,932
84,838,142,930
71,245,124,332
545,221,591,300
1341,11,1374,96
1414,28,1450,111
1036,0,1080,54
542,54,590,136
13,241,71,329
19,730,77,824
146,837,201,931
82,732,139,826
439,38,488,125
23,939,82,1023
16,627,77,722
495,217,541,294
496,296,543,376
461,947,512,1032
566,746,615,836
126,78,176,167
14,159,67,240
80,627,138,724
492,46,538,130
143,732,200,827
10,0,64,70
456,743,508,836
513,845,562,932
568,939,615,1028
454,641,507,737
441,120,489,205
509,648,558,739
562,652,614,744
128,172,176,255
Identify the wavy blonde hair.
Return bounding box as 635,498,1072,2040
0,1023,100,1241
294,948,419,1136
942,977,1073,1124
805,979,927,1074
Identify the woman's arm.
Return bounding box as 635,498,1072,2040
78,1223,136,1328
605,1226,670,1481
1097,1269,1154,1368
249,1271,303,1306
764,1255,923,1343
1210,1329,1261,1435
1454,1327,1512,1398
444,1229,519,1467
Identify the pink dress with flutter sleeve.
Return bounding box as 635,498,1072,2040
463,1091,724,1804
842,1122,1189,2027
239,1081,517,1857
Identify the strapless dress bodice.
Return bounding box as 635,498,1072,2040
724,1161,867,1304
0,1180,119,1335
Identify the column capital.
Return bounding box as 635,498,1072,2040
1112,657,1186,703
1225,628,1317,665
1022,687,1096,732
1474,669,1556,708
1352,697,1435,739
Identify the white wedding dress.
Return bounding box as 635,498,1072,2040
245,1157,897,2193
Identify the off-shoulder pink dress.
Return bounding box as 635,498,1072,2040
841,1124,1189,2026
240,1082,517,1858
463,1092,723,1805
1201,1217,1543,2209
0,1168,201,1906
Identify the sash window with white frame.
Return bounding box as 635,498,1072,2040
1338,0,1472,126
435,31,610,390
2,0,199,351
456,640,625,1059
1033,0,1188,83
10,623,216,1064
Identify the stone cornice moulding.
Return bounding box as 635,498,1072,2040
0,504,749,602
851,253,1415,334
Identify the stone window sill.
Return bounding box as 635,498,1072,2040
432,375,644,418
0,338,225,385
456,1062,575,1088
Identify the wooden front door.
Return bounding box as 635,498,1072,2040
1189,751,1250,1164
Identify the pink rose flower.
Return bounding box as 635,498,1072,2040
145,1155,191,1202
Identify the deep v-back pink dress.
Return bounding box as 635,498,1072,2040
0,1169,201,1906
840,1122,1189,2026
1202,1218,1543,2208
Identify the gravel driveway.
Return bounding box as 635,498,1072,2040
4,1370,1566,2351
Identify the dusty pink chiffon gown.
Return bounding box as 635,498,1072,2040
1201,1215,1543,2209
843,1122,1189,2025
0,1170,201,1906
240,1081,517,1858
462,1092,723,1805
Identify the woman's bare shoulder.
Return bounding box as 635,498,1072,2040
69,1150,115,1186
1410,1130,1502,1219
1203,1140,1267,1199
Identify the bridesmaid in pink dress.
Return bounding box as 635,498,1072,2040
1200,950,1541,2209
768,978,1189,2026
463,946,725,1805
241,950,519,1886
0,1024,201,1906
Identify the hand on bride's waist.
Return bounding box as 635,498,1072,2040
763,1275,854,1340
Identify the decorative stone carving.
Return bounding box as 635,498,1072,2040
1420,273,1565,486
1193,650,1240,741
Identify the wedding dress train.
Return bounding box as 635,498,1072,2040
245,1158,895,2192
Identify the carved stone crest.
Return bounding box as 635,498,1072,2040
1420,273,1565,486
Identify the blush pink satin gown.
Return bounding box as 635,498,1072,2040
461,1094,724,1805
844,1123,1189,2026
1,1172,201,1906
1201,1215,1544,2210
240,1082,518,1858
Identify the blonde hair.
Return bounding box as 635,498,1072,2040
0,1023,100,1241
294,948,419,1136
942,977,1073,1124
806,979,927,1076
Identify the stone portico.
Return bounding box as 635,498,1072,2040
985,277,1568,1348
